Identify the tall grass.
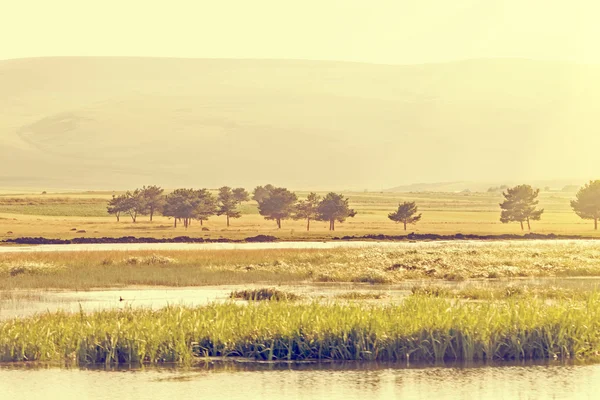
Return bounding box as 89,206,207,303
4,241,600,289
2,295,600,365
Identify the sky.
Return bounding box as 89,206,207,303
3,0,600,64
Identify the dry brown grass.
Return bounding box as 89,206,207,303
1,241,600,289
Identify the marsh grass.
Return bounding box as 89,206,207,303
2,295,600,365
0,261,65,277
3,241,600,289
229,288,301,301
333,292,388,300
124,255,177,265
411,284,590,301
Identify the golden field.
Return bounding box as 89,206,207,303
0,189,596,241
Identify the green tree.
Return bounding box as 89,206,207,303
217,186,247,227
499,185,544,231
194,189,217,226
316,193,356,231
294,192,320,231
252,184,275,203
140,185,165,222
255,185,297,228
388,201,422,231
107,194,128,222
233,187,250,203
571,180,600,230
163,189,199,228
121,189,146,223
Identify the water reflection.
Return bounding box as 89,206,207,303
0,360,598,400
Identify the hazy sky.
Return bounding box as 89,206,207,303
3,0,600,64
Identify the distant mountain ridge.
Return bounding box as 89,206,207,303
1,57,599,190
385,180,586,193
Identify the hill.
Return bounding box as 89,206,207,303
1,57,599,190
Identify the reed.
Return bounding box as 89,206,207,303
2,295,600,365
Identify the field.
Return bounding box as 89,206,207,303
0,189,596,241
3,240,600,365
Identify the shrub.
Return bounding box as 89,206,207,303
229,288,300,301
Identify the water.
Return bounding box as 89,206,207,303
1,239,596,253
0,284,412,321
1,361,598,400
3,277,600,321
0,240,398,253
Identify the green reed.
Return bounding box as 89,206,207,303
2,295,600,365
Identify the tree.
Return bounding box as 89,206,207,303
217,186,247,227
107,194,128,222
255,185,297,228
233,187,250,203
294,192,320,231
388,201,422,231
571,180,600,230
252,184,275,203
163,189,199,228
316,193,356,231
499,185,544,231
140,185,165,222
121,189,146,223
194,189,217,226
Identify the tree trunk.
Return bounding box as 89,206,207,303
307,218,310,231
200,219,203,226
174,218,177,228
150,207,154,222
527,218,531,231
227,215,230,227
404,221,407,231
116,213,120,222
520,221,524,231
330,219,335,231
277,219,281,229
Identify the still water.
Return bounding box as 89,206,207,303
2,239,597,253
0,361,597,400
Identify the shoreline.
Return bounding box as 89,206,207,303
1,232,599,246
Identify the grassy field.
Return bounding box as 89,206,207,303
2,295,600,365
2,241,600,290
0,190,596,241
2,240,600,366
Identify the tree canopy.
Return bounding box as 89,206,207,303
388,201,422,231
252,184,275,203
255,185,298,228
162,188,201,228
571,180,600,230
194,189,218,226
316,192,356,231
217,186,248,227
499,185,544,230
294,192,321,231
107,194,128,222
140,185,165,222
121,189,146,223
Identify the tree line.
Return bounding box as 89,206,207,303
107,185,356,231
107,181,600,232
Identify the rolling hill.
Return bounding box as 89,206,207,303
1,57,599,190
